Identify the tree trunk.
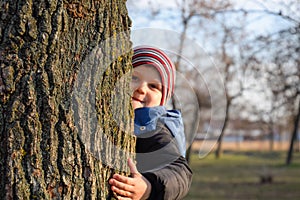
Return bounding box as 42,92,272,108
286,98,300,165
0,0,135,199
215,93,230,159
215,104,229,158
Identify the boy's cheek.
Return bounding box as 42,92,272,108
130,82,137,93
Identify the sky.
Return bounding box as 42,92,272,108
126,0,294,37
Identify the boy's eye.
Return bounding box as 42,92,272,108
132,75,139,82
149,83,162,91
149,84,156,89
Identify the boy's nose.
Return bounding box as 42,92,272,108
136,82,147,94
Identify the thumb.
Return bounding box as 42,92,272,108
128,158,139,177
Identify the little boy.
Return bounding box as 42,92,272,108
109,46,192,200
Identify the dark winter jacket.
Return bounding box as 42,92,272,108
134,106,193,200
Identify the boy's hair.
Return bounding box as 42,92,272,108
132,45,176,105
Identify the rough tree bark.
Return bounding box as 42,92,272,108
0,0,135,199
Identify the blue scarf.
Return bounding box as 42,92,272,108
134,106,186,157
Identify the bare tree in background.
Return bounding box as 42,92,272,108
177,0,299,159
0,0,134,199
172,0,234,160
214,19,248,158
241,0,300,164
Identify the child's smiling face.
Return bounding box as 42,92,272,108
131,65,163,109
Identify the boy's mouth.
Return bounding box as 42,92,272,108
132,97,145,104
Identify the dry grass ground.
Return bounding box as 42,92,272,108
184,142,300,200
191,140,295,153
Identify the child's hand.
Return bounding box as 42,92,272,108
109,158,151,200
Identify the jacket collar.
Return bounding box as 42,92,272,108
134,106,186,157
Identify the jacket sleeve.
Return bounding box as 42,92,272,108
143,156,192,200
136,123,193,200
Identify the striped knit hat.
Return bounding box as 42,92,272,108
132,45,176,105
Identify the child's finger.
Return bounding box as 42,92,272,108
111,185,133,199
112,174,132,184
117,196,132,200
128,158,139,176
110,179,134,192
